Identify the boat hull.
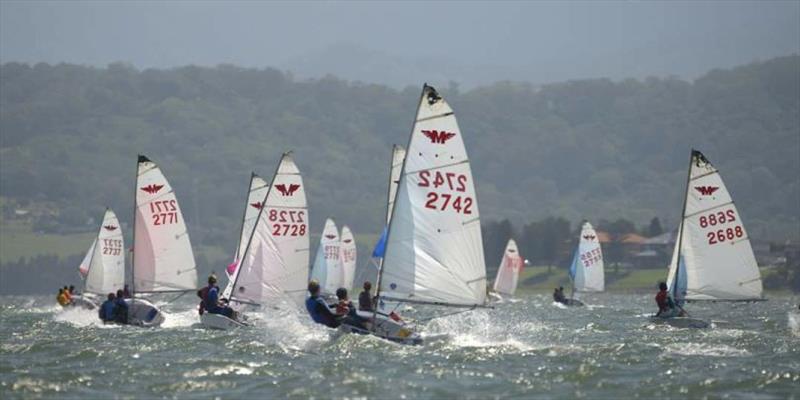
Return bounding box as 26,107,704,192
124,298,165,327
200,312,248,330
68,295,98,310
650,315,710,329
339,310,423,345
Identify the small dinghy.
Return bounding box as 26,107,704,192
339,226,357,290
71,209,127,310
656,150,763,328
489,239,524,301
202,153,310,329
341,85,490,344
649,315,710,329
564,221,605,307
309,218,343,299
127,155,199,327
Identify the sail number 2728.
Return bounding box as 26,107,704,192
418,170,473,214
267,209,306,236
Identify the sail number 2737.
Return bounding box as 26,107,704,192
418,170,473,214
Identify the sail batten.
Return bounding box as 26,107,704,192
378,85,487,306
666,150,762,301
81,209,125,295
492,239,523,296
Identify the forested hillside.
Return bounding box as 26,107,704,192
1,55,798,255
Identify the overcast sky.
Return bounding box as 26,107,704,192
1,1,798,87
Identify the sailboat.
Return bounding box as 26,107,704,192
221,173,269,300
309,218,342,299
565,221,605,306
489,239,524,300
654,149,763,328
339,225,357,290
340,84,489,344
356,145,406,290
72,208,126,309
201,153,310,329
127,155,198,327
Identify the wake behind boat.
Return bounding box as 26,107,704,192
339,84,490,344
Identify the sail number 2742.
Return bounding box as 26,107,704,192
418,170,473,214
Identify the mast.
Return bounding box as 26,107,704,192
229,153,287,305
373,86,428,323
376,145,400,278
131,155,146,298
672,149,695,302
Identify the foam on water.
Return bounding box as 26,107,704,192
161,309,200,329
663,342,750,357
788,311,800,336
53,307,104,327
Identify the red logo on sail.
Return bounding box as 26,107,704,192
583,235,596,241
325,234,337,239
422,130,456,144
250,202,263,210
694,186,719,196
103,225,118,231
140,184,164,194
343,239,352,243
275,184,300,196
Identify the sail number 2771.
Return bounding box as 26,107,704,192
418,170,473,214
149,200,178,226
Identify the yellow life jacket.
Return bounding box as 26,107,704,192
57,293,69,306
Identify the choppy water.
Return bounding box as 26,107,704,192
1,294,798,399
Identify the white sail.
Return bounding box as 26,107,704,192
310,218,342,295
78,239,96,279
133,155,197,292
339,225,357,290
386,145,407,225
569,222,605,293
492,239,523,296
666,150,762,301
231,153,310,306
379,85,487,306
222,174,268,300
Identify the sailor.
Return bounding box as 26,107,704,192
655,282,684,317
99,293,116,322
56,288,70,306
336,287,369,330
553,287,567,304
197,275,215,315
68,285,78,296
114,289,128,324
305,280,340,328
122,284,131,298
205,275,235,319
62,285,73,304
358,281,373,311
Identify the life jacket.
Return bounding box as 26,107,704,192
57,293,69,306
99,300,116,321
655,290,669,311
197,286,210,315
335,300,349,316
306,295,338,327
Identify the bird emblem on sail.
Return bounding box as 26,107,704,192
343,239,352,243
508,249,516,253
140,184,164,194
103,225,118,231
694,186,719,196
422,130,456,144
249,202,263,210
583,234,596,241
325,234,337,239
275,184,300,196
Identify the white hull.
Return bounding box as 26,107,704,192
339,310,423,345
650,315,710,329
67,295,98,310
124,298,165,327
200,312,248,330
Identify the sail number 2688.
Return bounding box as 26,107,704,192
418,171,473,214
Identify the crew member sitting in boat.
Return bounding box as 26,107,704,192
62,285,73,305
204,274,236,319
68,285,78,296
358,281,374,311
114,289,129,324
122,284,131,298
654,282,684,317
99,293,117,323
56,288,70,306
553,287,567,304
305,280,340,328
197,275,214,315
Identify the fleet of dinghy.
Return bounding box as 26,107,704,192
564,222,605,307
201,153,310,330
128,155,198,327
653,149,763,329
490,239,524,300
339,84,490,344
73,208,126,309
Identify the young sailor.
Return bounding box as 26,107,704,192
114,289,128,324
305,280,340,328
358,281,374,311
205,279,235,319
553,287,567,304
56,288,70,306
654,282,684,317
99,293,116,323
62,286,73,304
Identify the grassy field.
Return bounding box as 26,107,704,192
516,265,667,293
0,219,95,263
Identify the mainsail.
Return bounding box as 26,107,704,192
133,155,197,293
79,209,125,295
339,225,357,290
569,222,605,293
222,173,269,299
378,85,487,307
310,218,342,295
666,149,762,301
230,153,310,306
492,239,523,296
